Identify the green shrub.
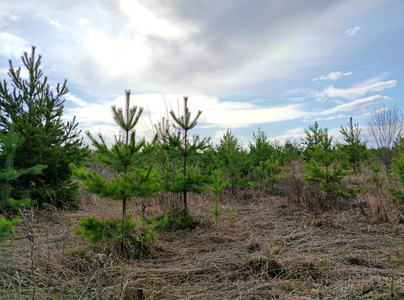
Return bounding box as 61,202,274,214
76,214,156,257
148,213,199,230
390,139,404,209
304,123,357,209
0,216,20,243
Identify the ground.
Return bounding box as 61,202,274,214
1,191,404,299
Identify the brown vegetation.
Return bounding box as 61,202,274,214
2,166,404,299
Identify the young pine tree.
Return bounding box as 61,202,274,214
162,97,210,216
0,46,87,208
216,130,251,193
248,129,286,194
339,117,368,173
304,124,356,209
302,121,327,162
209,169,227,224
252,157,283,194
72,90,160,251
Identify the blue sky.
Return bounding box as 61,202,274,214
0,0,403,146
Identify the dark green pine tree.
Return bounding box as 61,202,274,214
72,90,160,248
304,124,356,209
216,129,251,193
339,117,368,173
0,46,87,208
0,128,46,212
163,97,210,216
302,121,327,162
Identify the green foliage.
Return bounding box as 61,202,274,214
251,157,283,194
72,164,160,200
162,96,210,215
7,198,32,210
76,217,119,243
149,213,199,230
0,47,87,208
210,169,227,199
72,90,160,253
216,130,251,193
0,216,20,243
249,129,289,166
283,140,302,162
76,215,156,257
391,139,404,204
163,167,207,194
304,123,356,209
302,121,328,161
209,170,227,223
247,129,294,194
339,117,368,173
0,128,47,211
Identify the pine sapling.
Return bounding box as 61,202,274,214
72,90,160,254
304,124,356,209
209,170,227,224
339,117,368,173
164,96,210,216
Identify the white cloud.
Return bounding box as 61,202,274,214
272,127,306,143
324,80,397,100
320,95,389,115
0,2,21,28
48,18,63,29
312,71,352,81
0,68,8,76
312,114,346,121
78,18,91,27
345,26,361,36
273,125,345,144
328,127,343,141
0,32,30,59
201,104,308,128
118,0,191,38
64,93,310,142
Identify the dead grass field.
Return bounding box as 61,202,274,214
1,187,404,299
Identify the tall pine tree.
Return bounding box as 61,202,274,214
0,46,87,208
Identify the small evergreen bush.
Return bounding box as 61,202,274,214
148,213,199,230
76,214,156,258
0,216,20,243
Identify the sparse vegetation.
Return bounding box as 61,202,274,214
2,48,404,299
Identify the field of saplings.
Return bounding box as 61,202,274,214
1,48,404,299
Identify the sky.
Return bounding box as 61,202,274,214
0,0,403,147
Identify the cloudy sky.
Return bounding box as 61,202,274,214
0,0,403,146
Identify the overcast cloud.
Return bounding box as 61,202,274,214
0,0,403,144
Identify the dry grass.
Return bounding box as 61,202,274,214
1,176,404,299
